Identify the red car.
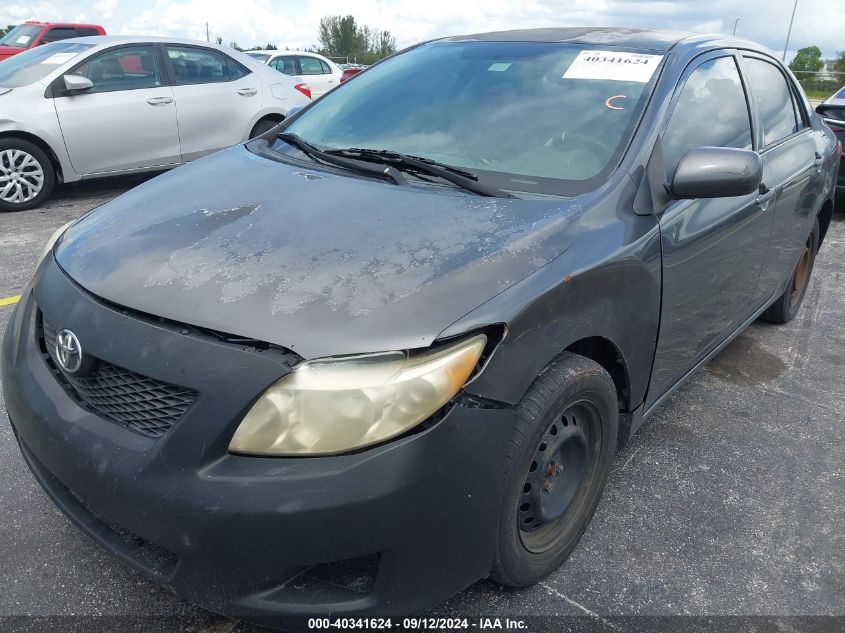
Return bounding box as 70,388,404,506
0,21,106,62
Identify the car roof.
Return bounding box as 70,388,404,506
250,50,327,58
24,21,104,29
439,27,764,54
66,35,238,49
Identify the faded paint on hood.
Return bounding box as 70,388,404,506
56,145,586,358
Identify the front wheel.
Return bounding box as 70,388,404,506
491,353,618,587
0,139,55,212
760,219,819,324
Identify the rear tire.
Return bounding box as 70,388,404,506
249,118,282,139
490,353,618,587
0,138,55,212
760,219,819,324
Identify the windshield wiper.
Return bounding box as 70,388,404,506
276,133,406,186
324,148,513,198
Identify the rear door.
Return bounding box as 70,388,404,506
739,54,822,303
298,55,334,97
162,44,260,161
53,44,180,175
646,52,774,405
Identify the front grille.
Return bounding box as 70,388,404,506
40,315,198,439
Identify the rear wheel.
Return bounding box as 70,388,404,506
0,139,55,212
760,219,819,324
491,353,618,587
249,118,282,139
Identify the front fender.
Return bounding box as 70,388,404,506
441,212,662,411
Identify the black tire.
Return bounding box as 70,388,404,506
0,138,55,212
249,118,282,139
490,353,618,587
760,219,819,324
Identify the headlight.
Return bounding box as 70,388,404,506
36,221,73,269
229,334,487,456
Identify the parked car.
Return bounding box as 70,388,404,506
821,85,845,106
0,21,105,62
817,88,845,189
817,88,845,192
2,28,839,624
0,36,309,211
246,50,342,97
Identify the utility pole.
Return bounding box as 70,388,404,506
732,18,740,36
206,21,210,43
782,0,798,61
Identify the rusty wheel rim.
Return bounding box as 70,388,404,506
789,236,813,308
518,401,598,554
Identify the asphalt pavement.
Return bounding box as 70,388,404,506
0,177,843,632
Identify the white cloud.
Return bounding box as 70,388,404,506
94,0,117,20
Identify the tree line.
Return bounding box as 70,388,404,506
789,46,845,75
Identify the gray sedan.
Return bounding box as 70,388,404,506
0,36,310,211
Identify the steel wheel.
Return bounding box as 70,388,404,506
491,353,617,587
788,234,813,308
0,148,45,204
518,400,598,553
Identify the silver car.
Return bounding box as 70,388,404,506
0,36,310,211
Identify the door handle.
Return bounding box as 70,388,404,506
146,96,173,105
237,88,257,96
814,151,824,172
756,185,776,209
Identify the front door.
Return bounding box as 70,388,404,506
54,44,180,175
646,53,774,406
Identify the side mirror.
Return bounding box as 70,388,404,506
670,147,762,199
63,74,94,93
286,105,304,118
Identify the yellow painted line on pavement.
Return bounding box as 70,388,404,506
0,295,21,308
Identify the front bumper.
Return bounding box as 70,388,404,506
2,258,515,623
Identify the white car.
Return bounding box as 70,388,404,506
245,50,343,98
0,36,310,211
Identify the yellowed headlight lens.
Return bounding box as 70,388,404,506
229,334,487,456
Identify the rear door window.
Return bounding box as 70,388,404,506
271,56,298,75
165,46,239,84
662,56,753,178
299,56,326,75
743,58,800,147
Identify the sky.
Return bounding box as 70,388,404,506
2,0,843,61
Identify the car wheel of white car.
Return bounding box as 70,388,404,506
0,139,56,212
249,118,283,139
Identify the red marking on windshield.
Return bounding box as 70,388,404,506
605,95,626,110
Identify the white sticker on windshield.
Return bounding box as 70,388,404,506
16,35,31,45
42,52,78,65
487,62,511,72
563,50,663,83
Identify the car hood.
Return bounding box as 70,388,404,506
55,145,587,359
0,47,25,59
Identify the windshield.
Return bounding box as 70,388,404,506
246,52,271,63
279,41,663,195
0,24,41,47
0,42,93,88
